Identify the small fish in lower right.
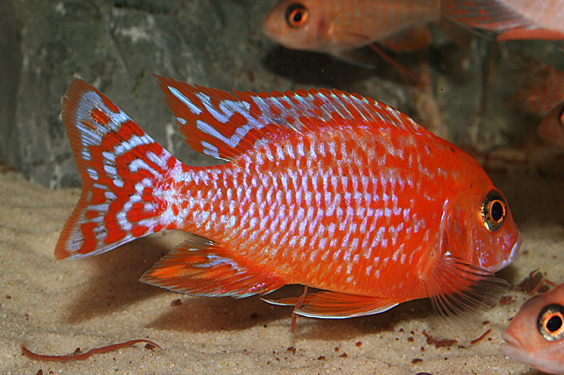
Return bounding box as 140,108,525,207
501,282,564,374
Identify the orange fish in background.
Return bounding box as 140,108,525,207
502,282,564,374
261,0,441,61
510,58,564,115
508,57,564,149
56,76,521,320
537,103,564,149
442,0,564,41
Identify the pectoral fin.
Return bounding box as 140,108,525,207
333,48,377,69
423,224,509,320
425,255,508,319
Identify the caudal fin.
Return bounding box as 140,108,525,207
56,79,182,259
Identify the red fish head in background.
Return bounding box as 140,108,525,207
262,0,336,53
262,0,440,54
502,283,564,374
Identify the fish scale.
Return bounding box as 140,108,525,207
55,76,521,320
166,127,451,299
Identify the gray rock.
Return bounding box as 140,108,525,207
6,0,290,188
0,0,21,166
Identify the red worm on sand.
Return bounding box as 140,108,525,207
21,339,161,362
470,329,492,345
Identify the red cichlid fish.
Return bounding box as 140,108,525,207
442,0,564,41
502,282,564,374
56,76,521,320
261,0,441,58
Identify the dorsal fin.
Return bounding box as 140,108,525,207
441,0,564,41
155,75,425,160
497,28,564,41
441,0,534,32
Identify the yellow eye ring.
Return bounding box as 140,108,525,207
481,190,507,232
538,304,564,341
285,3,309,28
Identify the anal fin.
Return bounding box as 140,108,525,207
263,290,399,319
141,240,285,298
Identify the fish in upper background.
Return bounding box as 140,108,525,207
262,0,441,62
509,58,564,115
261,0,563,68
502,282,564,374
442,0,564,41
508,57,564,149
56,76,521,321
538,103,564,149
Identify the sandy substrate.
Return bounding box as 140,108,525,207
1,158,562,374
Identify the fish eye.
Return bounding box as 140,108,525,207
559,106,564,128
285,3,309,28
481,190,507,232
538,304,564,341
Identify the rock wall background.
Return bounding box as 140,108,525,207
2,0,287,187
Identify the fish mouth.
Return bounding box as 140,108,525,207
501,330,554,374
261,15,281,42
261,21,274,39
500,328,535,366
496,231,522,272
500,330,524,354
